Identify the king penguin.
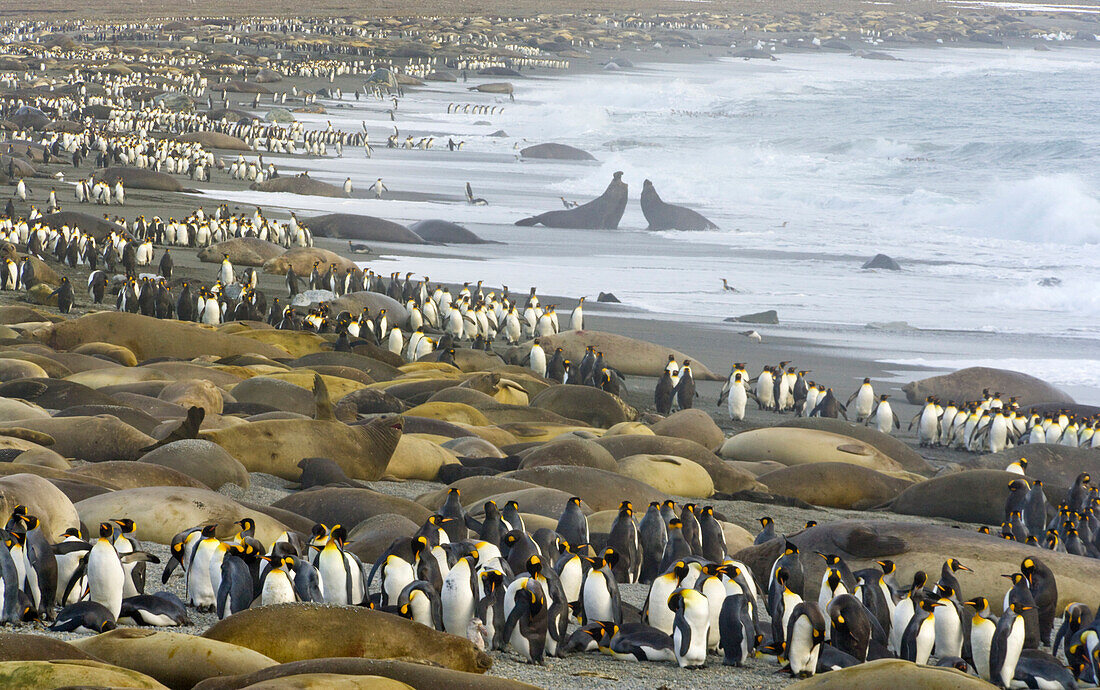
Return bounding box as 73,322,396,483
669,588,710,668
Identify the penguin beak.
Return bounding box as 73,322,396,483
957,563,972,572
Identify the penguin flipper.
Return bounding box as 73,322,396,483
908,411,922,430
61,558,87,604
892,412,901,429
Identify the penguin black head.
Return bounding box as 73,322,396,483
602,548,619,569
977,526,992,535
964,596,988,612
618,501,632,515
946,558,971,573
775,567,789,586
568,497,582,507
804,520,818,529
759,516,773,528
200,524,217,538
98,522,113,539
783,540,799,555
918,599,941,613
668,518,682,531
525,555,542,576
666,589,684,611
1001,572,1025,586
113,518,135,534
875,559,895,575
672,561,689,580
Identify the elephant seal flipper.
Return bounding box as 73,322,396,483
640,179,718,231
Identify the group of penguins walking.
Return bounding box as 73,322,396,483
710,364,1084,455
911,393,1100,453
12,487,1091,688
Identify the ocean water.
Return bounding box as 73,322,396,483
213,45,1100,398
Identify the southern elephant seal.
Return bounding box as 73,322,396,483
43,312,288,360
0,660,166,688
201,416,402,481
757,462,912,510
0,472,80,537
409,219,497,244
776,416,933,474
529,384,635,428
74,486,289,545
251,175,348,198
198,238,284,267
137,439,251,490
70,629,276,690
304,214,424,243
202,603,493,673
719,427,904,472
515,172,627,229
786,658,991,689
902,366,1073,406
640,179,718,231
530,330,719,380
190,658,539,690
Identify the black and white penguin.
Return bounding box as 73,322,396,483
49,601,116,633
755,516,777,545
1002,572,1040,649
719,593,758,666
87,522,128,619
769,567,804,650
503,578,548,665
784,601,826,677
679,504,703,556
581,552,621,625
441,553,479,636
890,570,928,654
965,596,997,682
990,601,1029,688
827,594,874,662
697,506,727,564
602,622,676,662
51,277,74,314
644,560,687,635
216,547,256,619
654,370,675,415
119,591,191,627
1020,556,1057,646
637,502,667,584
555,497,589,550
606,501,640,583
932,584,966,660
768,540,805,616
668,588,710,668
900,598,940,665
658,519,693,574
675,360,697,410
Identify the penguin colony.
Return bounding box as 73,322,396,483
0,482,1090,688
0,12,1092,690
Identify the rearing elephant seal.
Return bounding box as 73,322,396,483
515,172,627,229
639,179,718,231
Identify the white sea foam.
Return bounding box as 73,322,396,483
217,46,1100,348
